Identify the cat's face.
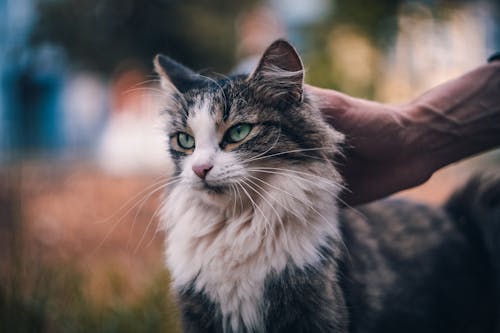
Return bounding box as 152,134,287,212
165,84,265,195
155,40,342,202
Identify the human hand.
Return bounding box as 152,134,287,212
307,86,431,206
308,59,500,206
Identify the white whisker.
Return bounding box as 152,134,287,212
123,86,166,97
247,167,359,210
134,198,165,253
246,175,307,223
246,147,334,163
234,180,269,236
246,175,309,224
228,184,237,217
131,79,161,88
239,178,277,239
247,167,345,195
235,182,245,213
248,174,334,229
93,175,171,225
128,176,182,242
92,177,181,254
243,177,291,252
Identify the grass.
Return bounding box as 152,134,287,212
0,260,181,333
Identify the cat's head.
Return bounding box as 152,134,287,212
155,40,343,204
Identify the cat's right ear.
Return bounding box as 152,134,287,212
247,39,304,107
154,54,205,94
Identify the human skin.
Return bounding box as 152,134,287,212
308,59,500,206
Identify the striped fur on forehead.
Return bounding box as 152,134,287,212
163,73,344,167
164,90,214,135
164,79,234,133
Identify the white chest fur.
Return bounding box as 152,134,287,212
162,173,341,332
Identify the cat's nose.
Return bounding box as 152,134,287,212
192,163,213,179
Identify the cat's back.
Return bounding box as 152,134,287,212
339,192,498,333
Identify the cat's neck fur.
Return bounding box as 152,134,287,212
162,163,341,332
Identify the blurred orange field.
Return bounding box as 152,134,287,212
6,164,164,287
0,162,181,332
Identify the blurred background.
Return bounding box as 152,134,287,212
1,0,499,332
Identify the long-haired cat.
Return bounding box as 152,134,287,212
155,40,500,333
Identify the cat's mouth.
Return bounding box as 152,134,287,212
198,181,227,195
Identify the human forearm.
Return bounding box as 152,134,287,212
406,60,500,172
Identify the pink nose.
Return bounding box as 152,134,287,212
192,163,213,179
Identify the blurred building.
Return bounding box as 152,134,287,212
0,0,171,172
0,0,67,161
97,63,168,175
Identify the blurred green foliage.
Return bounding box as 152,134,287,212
0,263,180,333
32,0,499,91
33,0,257,75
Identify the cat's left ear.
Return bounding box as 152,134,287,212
154,54,208,94
248,39,304,106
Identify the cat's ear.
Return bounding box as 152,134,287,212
248,39,304,106
154,54,207,94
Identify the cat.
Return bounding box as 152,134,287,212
155,39,500,333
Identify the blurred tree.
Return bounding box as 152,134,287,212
32,0,257,76
32,0,499,88
304,0,499,97
303,0,403,94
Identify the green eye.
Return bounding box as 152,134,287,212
227,124,252,143
177,132,195,149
